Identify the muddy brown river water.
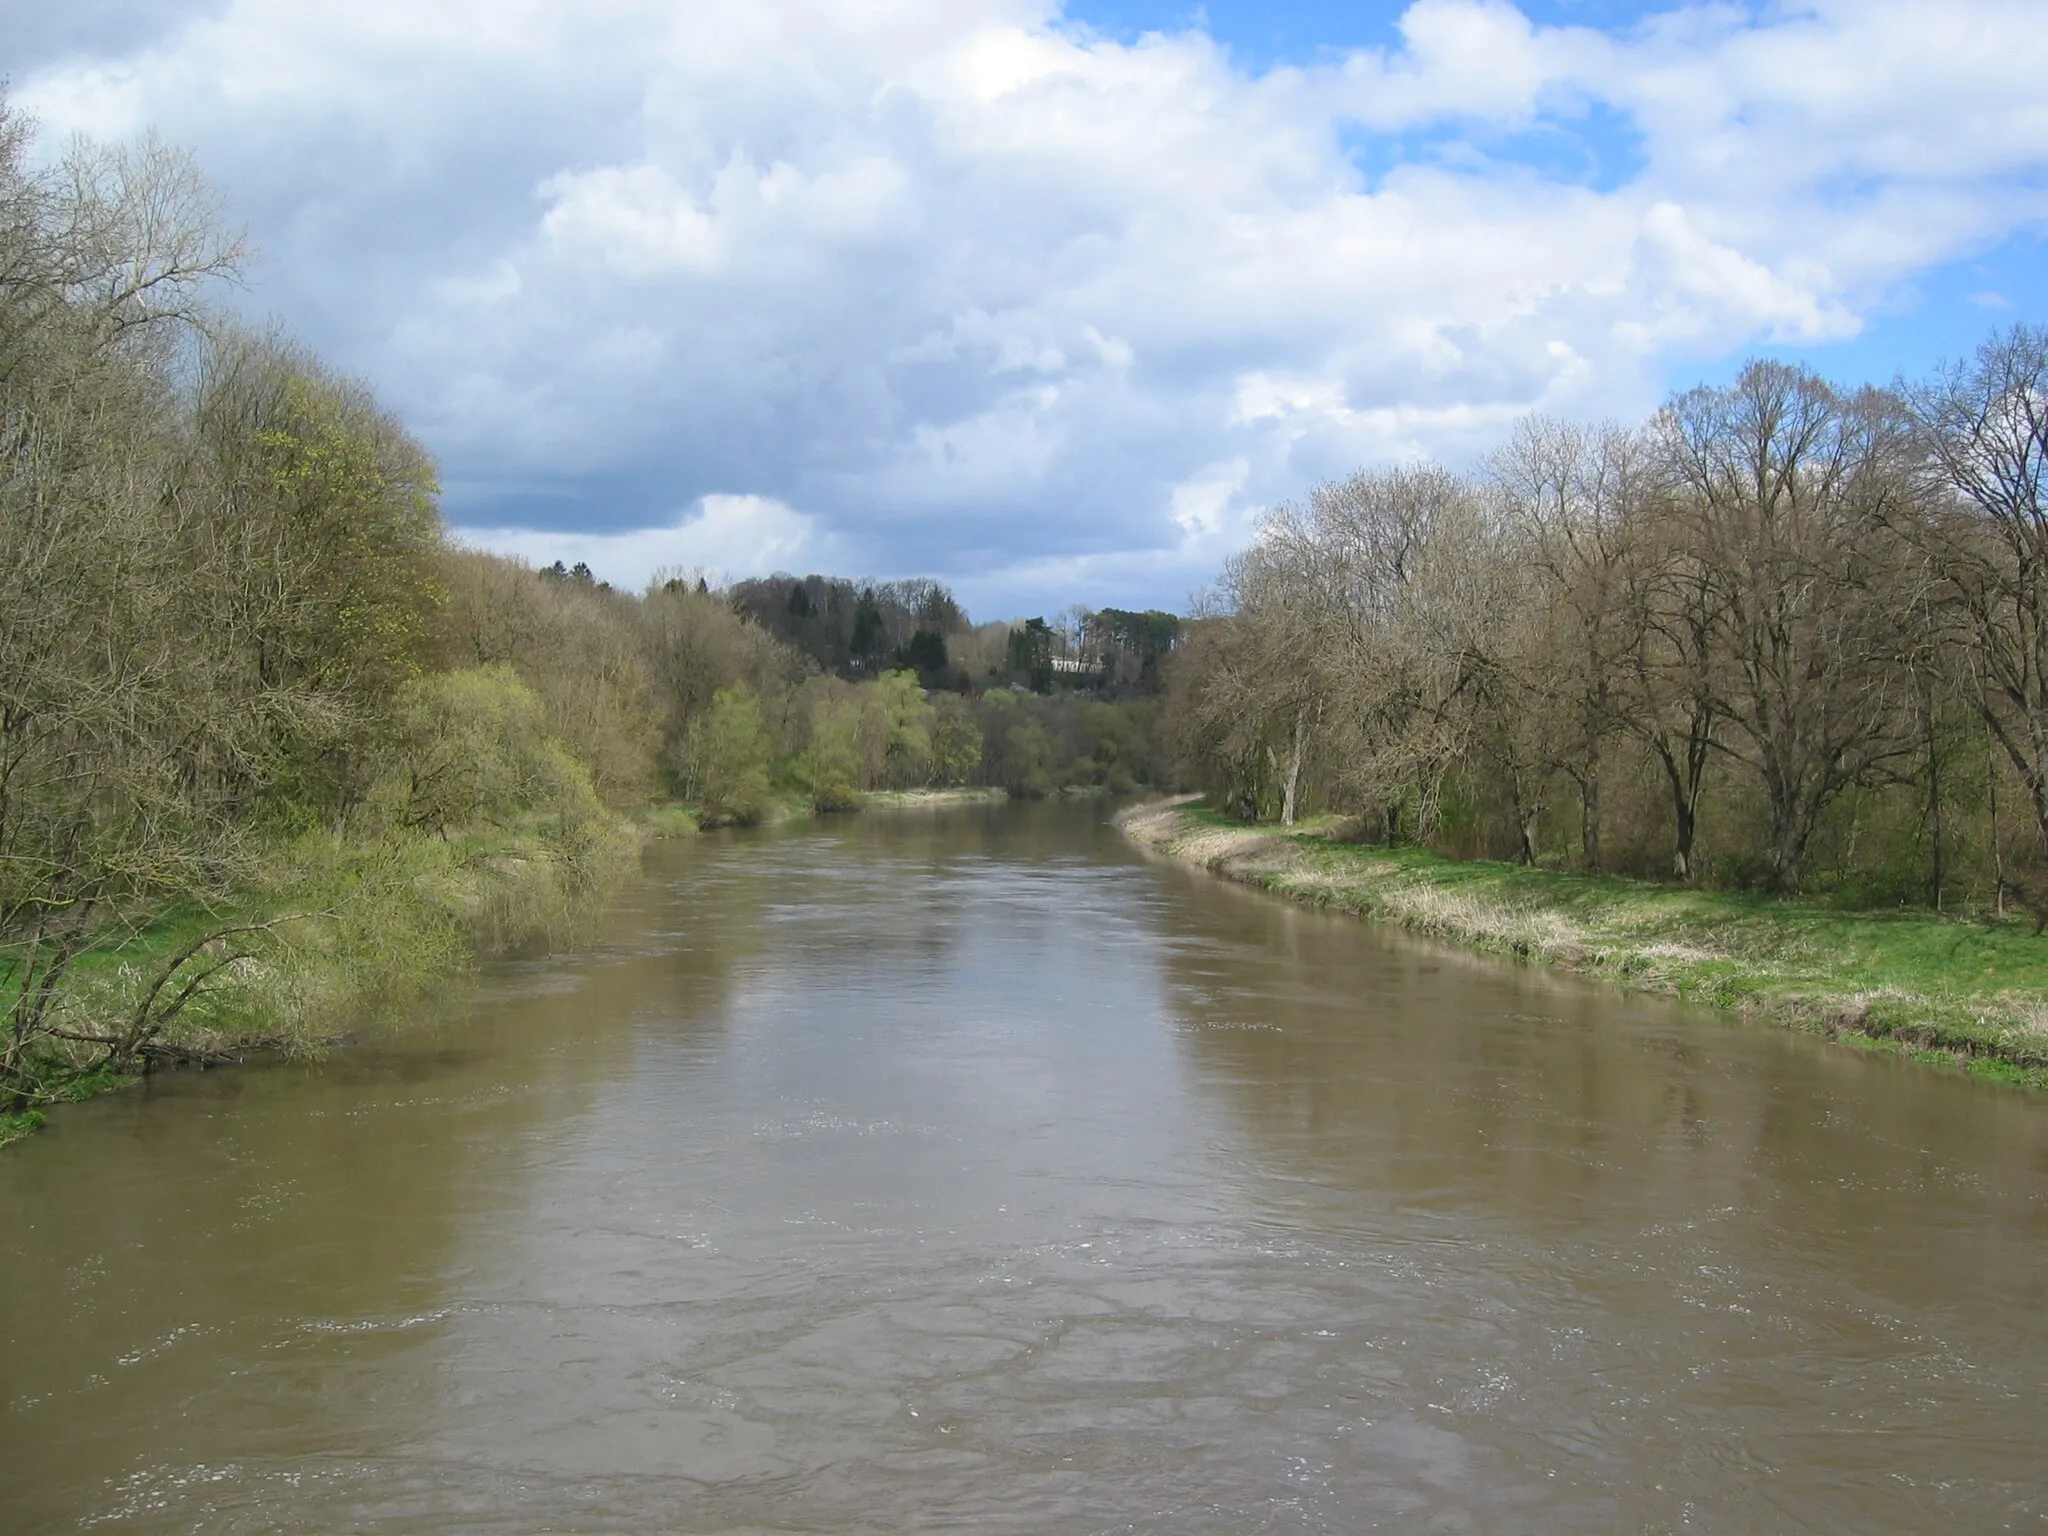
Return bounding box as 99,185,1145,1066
3,802,2047,1532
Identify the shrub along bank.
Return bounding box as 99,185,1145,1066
1118,800,2048,1088
0,668,644,1147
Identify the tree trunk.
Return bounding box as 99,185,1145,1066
1989,726,2007,918
1279,706,1309,827
1767,784,1811,896
1580,769,1602,872
1505,762,1542,865
1652,730,1708,882
1927,710,1944,911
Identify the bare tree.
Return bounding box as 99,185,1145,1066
0,340,269,1100
1161,599,1289,820
0,96,244,381
1661,362,1920,893
1907,325,2048,914
1619,498,1722,881
1491,418,1655,869
1214,537,1327,825
0,107,318,1110
1273,467,1491,840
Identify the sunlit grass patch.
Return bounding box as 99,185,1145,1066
640,803,701,839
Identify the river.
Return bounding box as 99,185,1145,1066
3,801,2046,1531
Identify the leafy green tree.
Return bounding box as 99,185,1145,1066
687,685,774,827
365,665,599,837
805,691,866,811
202,343,444,703
930,695,985,785
872,669,935,786
193,332,446,815
1082,701,1152,793
1002,718,1057,797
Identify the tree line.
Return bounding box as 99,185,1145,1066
0,100,1169,1117
1166,331,2048,916
724,573,1182,701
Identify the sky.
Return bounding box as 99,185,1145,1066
9,0,2046,617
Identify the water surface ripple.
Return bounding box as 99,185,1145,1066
4,803,2046,1531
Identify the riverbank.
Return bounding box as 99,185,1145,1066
658,785,1013,833
0,811,644,1148
0,786,1032,1146
859,787,1012,811
1117,800,2048,1087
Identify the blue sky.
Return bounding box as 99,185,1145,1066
14,0,2048,617
1071,0,1662,60
1070,0,2048,390
1693,226,2048,391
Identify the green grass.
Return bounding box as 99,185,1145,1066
1124,802,2048,1087
4,808,646,1142
639,803,701,839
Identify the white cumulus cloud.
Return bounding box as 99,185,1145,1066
458,493,844,591
15,0,2048,612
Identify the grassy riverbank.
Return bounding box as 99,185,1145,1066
1118,800,2048,1087
0,786,1030,1147
0,813,643,1149
668,785,1013,831
859,787,1012,811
